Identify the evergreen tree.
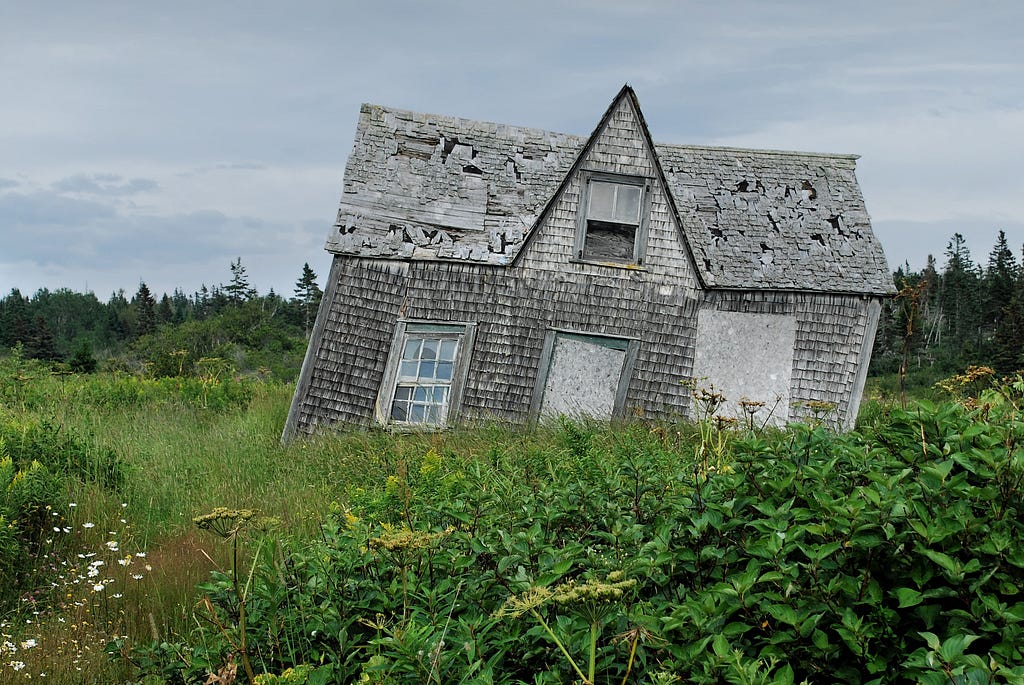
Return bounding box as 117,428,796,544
68,338,98,373
134,282,157,337
224,258,257,304
0,288,30,348
171,289,189,324
156,294,174,324
992,241,1024,373
24,316,59,361
939,233,982,362
292,262,323,338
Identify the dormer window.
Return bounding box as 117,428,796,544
575,171,651,265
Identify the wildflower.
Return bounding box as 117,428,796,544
105,541,118,551
121,503,128,508
19,640,35,650
135,552,146,558
92,584,104,592
131,574,143,580
10,661,25,670
69,503,77,508
81,522,94,529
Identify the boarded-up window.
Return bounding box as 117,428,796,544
691,311,796,427
533,331,637,419
576,173,650,264
378,322,475,427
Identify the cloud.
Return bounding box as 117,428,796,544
0,178,19,190
0,189,116,225
51,173,159,196
0,184,328,298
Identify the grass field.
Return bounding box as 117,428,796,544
2,355,1022,684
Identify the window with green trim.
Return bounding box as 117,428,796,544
378,322,475,427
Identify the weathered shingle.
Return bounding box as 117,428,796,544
325,101,894,295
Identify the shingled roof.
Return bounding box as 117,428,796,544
326,91,894,295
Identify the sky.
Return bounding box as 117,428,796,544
2,0,1022,301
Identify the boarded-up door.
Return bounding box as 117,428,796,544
533,331,636,419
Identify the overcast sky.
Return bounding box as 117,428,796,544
2,0,1022,300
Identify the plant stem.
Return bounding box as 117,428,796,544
529,608,588,683
588,621,598,684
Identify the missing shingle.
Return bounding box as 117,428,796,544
810,233,826,247
441,136,459,162
462,164,483,175
801,181,817,201
735,180,750,192
827,215,841,231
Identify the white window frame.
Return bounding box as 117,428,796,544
376,320,476,428
573,171,653,266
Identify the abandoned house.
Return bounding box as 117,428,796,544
282,85,894,441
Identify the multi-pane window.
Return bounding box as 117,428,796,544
390,337,459,424
379,322,475,428
577,173,650,264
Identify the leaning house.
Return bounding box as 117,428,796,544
283,86,894,441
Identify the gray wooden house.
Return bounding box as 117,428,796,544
283,86,894,440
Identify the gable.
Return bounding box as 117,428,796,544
511,90,699,290
324,88,894,295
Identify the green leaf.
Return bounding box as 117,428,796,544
920,548,958,574
919,631,941,651
712,633,731,658
766,603,800,626
895,587,924,608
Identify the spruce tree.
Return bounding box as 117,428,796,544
134,282,157,337
24,316,59,361
940,233,982,364
225,258,257,304
0,288,30,349
292,263,323,338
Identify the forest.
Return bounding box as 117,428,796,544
1,231,1022,385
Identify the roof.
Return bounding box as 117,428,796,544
325,92,894,295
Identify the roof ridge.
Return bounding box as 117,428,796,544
363,102,859,161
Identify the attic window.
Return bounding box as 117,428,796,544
575,172,651,265
378,321,476,428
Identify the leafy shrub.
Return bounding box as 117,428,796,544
124,384,1024,684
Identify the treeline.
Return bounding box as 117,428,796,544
872,230,1024,376
2,231,1021,382
0,259,323,380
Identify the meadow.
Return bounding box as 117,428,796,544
1,350,1023,684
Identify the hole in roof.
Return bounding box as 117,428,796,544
827,215,841,231
462,164,483,175
810,233,826,247
800,181,817,201
735,180,749,192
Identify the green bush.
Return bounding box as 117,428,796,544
127,387,1024,684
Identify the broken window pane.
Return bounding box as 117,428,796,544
584,220,637,262
581,177,645,263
